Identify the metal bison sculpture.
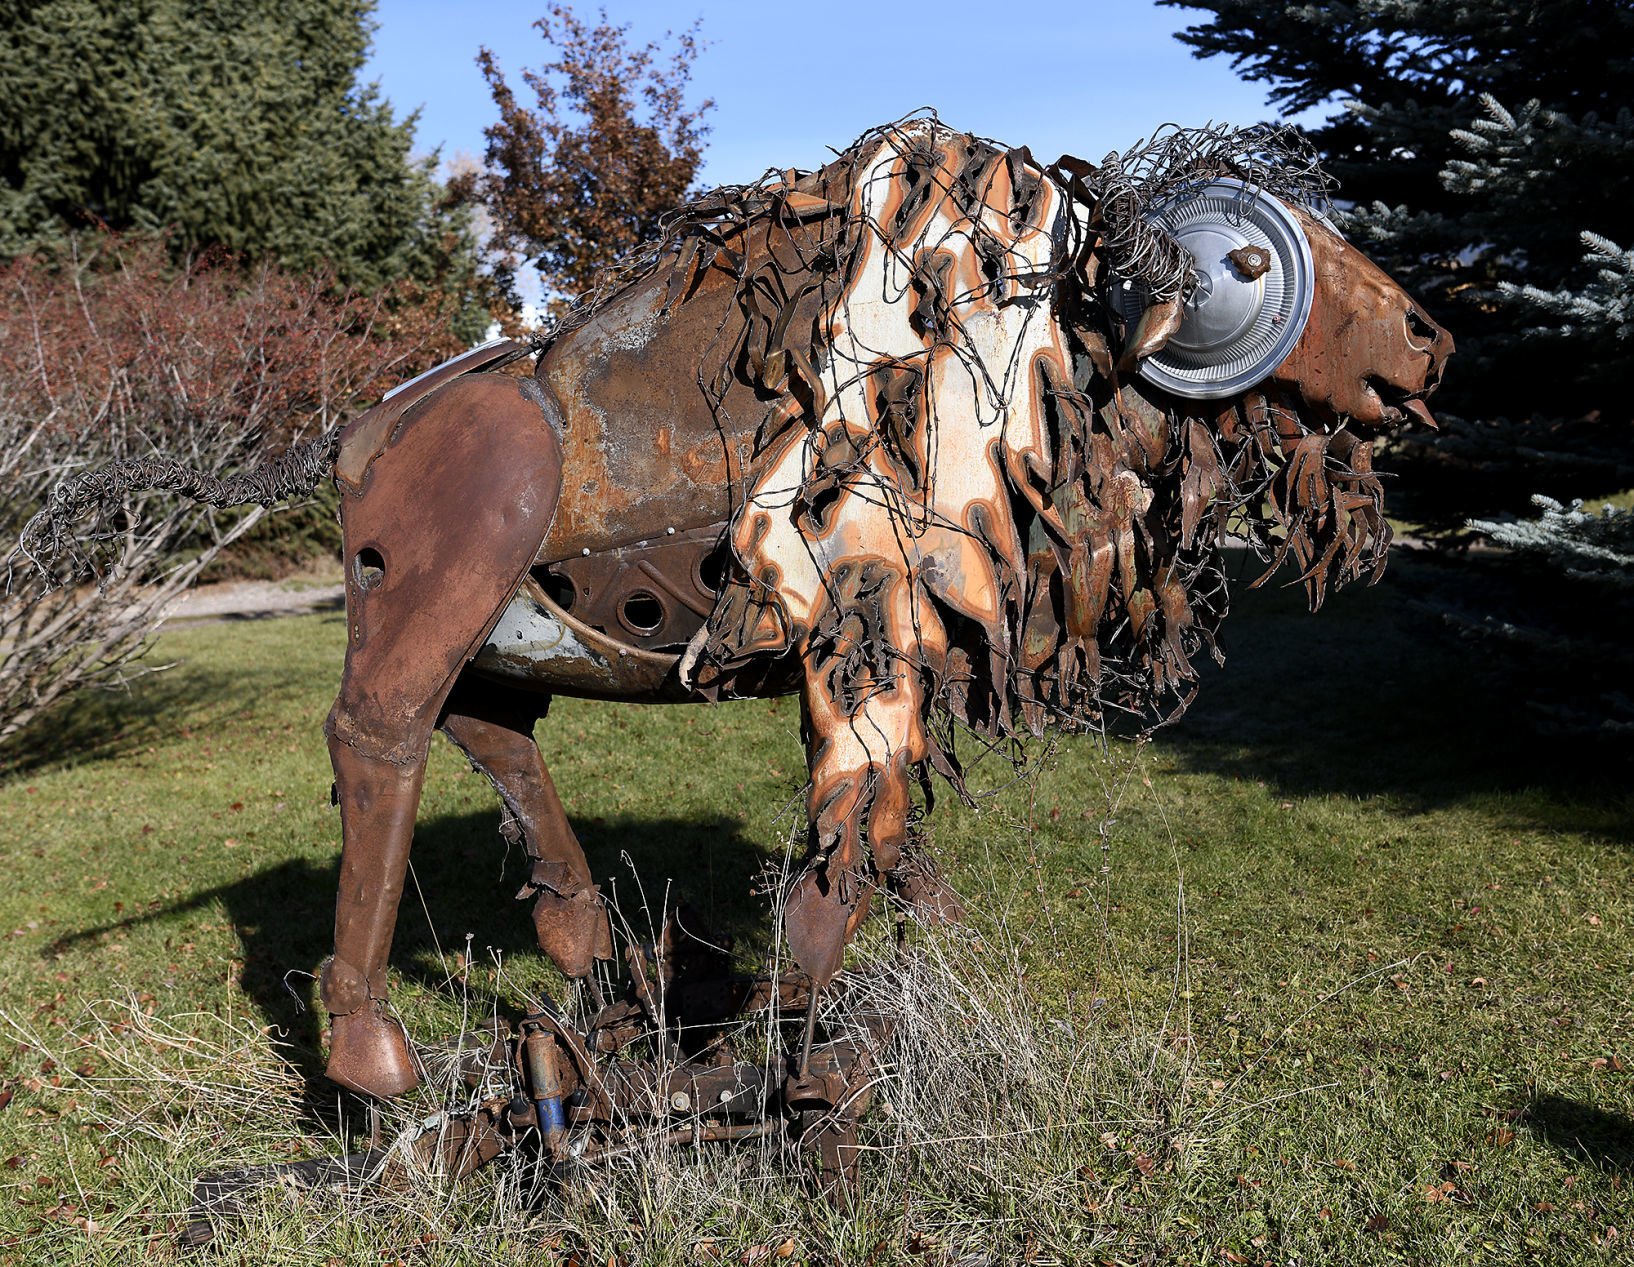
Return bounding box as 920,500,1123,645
26,118,1449,1179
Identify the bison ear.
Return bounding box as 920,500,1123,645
1117,296,1183,376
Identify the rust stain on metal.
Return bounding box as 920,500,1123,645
1227,244,1272,280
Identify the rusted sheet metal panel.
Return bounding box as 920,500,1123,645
334,338,530,493
473,573,694,701
534,181,850,562
545,523,725,651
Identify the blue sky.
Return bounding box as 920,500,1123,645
363,1,1326,186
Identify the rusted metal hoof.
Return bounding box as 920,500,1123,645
800,1110,862,1207
528,876,614,982
325,1006,420,1098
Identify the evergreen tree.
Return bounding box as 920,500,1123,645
0,0,479,309
1166,0,1634,744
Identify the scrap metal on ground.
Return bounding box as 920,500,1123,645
22,114,1451,1222
182,910,883,1246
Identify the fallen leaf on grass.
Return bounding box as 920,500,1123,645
739,1241,796,1264
1365,1214,1390,1234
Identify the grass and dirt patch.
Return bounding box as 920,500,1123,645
0,555,1630,1263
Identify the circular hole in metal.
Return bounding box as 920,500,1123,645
354,547,385,592
619,591,665,636
542,570,576,611
694,546,728,596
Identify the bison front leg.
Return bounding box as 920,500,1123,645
784,680,919,991
437,681,613,984
783,573,946,992
319,375,565,1099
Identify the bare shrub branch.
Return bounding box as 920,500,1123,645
0,235,455,747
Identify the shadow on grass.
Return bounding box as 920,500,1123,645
43,808,778,1100
0,664,254,780
1160,550,1633,840
1,611,344,782
1526,1092,1634,1172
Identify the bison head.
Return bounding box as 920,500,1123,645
1106,175,1452,438
1085,143,1453,646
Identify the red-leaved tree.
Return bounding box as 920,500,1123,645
453,4,713,312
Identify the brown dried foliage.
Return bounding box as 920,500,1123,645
453,4,712,311
0,235,458,745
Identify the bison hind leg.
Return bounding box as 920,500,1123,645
320,374,566,1100
437,680,614,986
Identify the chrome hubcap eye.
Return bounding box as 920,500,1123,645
1111,178,1316,400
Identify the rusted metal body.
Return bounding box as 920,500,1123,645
313,119,1449,1114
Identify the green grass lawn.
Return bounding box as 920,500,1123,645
1,556,1630,1265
